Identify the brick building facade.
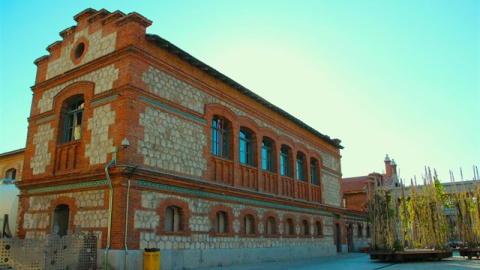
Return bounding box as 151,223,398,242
17,8,368,269
342,155,399,251
343,155,399,212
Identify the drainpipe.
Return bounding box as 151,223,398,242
123,166,138,270
104,149,117,270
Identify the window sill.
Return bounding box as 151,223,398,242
162,231,189,236
211,155,232,162
57,139,82,147
241,234,258,238
213,233,234,237
239,163,257,169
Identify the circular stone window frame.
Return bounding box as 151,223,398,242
70,37,89,65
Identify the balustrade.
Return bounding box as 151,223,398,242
211,157,234,185
239,165,258,190
263,171,278,194
55,141,81,173
311,185,322,203
281,177,295,198
297,181,309,200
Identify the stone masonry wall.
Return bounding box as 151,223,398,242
46,27,117,80
142,66,340,172
138,106,207,177
349,220,370,250
23,190,105,244
30,123,54,175
135,190,332,250
142,66,341,206
322,174,341,206
38,64,119,113
85,103,116,165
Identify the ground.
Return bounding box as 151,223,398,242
193,252,480,270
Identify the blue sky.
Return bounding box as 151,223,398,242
1,0,479,182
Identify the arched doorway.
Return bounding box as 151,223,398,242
347,224,354,252
335,223,341,252
52,204,70,236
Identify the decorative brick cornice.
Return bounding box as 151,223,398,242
35,115,55,124
322,168,341,178
73,8,97,22
46,41,62,53
90,94,118,107
140,96,207,125
27,179,108,194
116,12,152,28
101,11,125,26
87,9,110,24
136,180,332,216
59,26,77,39
34,55,49,66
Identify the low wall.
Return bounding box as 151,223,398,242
100,245,337,269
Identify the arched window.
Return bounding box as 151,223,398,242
357,224,363,237
239,128,254,166
243,214,255,235
261,137,274,172
366,225,371,238
63,98,84,142
266,217,276,235
310,158,319,185
285,218,294,236
215,211,228,234
315,221,323,236
301,220,309,236
165,206,183,232
211,116,230,158
52,204,70,237
296,152,306,181
280,145,292,177
5,168,16,180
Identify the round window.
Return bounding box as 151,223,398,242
74,42,85,59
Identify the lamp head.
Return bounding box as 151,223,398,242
121,138,130,149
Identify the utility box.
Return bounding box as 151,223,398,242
144,248,160,270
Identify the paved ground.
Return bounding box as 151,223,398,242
194,252,480,270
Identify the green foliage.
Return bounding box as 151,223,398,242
393,240,404,251
369,178,457,251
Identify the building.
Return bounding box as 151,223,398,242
0,148,24,237
16,8,368,269
0,149,24,183
341,155,401,252
343,155,400,212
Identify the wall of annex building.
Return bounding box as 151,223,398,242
345,219,370,251
344,193,367,212
0,151,24,180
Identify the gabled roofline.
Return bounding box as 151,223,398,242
145,34,343,150
0,148,25,157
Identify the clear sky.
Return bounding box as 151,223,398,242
1,0,479,182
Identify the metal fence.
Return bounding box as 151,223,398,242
0,227,97,270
